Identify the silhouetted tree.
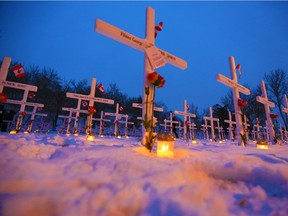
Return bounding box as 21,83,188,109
264,69,288,129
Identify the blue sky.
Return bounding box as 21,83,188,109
1,1,288,113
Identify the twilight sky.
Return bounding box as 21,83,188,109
0,1,288,113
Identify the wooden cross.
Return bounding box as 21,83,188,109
95,6,187,145
174,100,196,140
132,102,163,121
58,113,76,134
0,57,11,93
203,107,219,140
5,91,42,131
66,78,114,135
25,106,47,132
256,80,275,143
91,111,111,136
118,115,134,137
253,118,263,141
104,103,127,137
162,112,178,134
216,56,250,146
243,115,250,142
283,94,288,116
224,111,236,141
60,107,88,134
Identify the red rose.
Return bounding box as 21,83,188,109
147,72,159,84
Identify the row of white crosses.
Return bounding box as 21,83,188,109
0,57,46,132
95,6,187,145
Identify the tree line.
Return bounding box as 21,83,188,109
1,61,287,134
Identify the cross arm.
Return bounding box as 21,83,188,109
95,19,187,70
216,74,250,95
256,96,275,107
5,99,44,107
1,81,37,91
174,110,196,117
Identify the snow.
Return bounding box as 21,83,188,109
0,132,288,216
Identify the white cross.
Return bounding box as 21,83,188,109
95,6,187,145
4,89,42,131
216,56,251,146
253,118,263,140
201,124,208,140
283,94,288,116
224,111,236,141
203,107,219,140
91,111,111,136
25,106,47,132
243,115,250,142
256,80,275,143
0,57,11,93
58,113,77,134
174,100,196,140
66,78,114,135
118,115,134,137
132,102,163,121
60,107,88,134
162,113,178,134
105,103,127,137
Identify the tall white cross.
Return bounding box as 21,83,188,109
203,107,219,141
283,94,288,116
104,103,127,137
216,56,251,146
0,57,11,93
256,80,275,143
66,78,114,135
174,100,196,140
95,6,187,145
224,111,236,141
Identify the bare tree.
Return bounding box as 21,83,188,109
264,69,288,129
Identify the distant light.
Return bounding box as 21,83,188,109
24,130,30,134
9,130,17,134
117,135,121,139
73,132,79,136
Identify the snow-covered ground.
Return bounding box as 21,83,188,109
0,132,288,216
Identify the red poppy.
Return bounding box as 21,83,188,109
88,106,96,114
147,71,166,88
0,93,8,102
270,113,279,118
238,99,247,107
